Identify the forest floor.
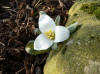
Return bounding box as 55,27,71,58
0,0,74,74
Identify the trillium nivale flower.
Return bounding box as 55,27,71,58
34,11,70,50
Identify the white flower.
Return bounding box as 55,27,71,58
34,11,70,50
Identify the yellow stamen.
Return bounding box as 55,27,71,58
44,29,55,40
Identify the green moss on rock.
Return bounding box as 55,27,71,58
93,7,100,19
44,0,100,74
80,2,100,19
81,3,98,13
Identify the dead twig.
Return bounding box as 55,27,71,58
58,0,65,11
15,68,25,74
0,57,6,61
31,64,34,74
0,42,5,46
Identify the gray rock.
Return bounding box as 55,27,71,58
44,0,100,74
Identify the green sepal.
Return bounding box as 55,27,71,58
67,22,79,33
55,15,61,26
25,40,51,55
52,43,58,50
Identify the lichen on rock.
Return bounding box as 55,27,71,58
44,0,100,74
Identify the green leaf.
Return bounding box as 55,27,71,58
25,40,51,55
55,15,61,26
67,22,79,33
52,43,58,50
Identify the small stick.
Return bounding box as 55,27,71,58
0,58,6,61
15,68,25,74
0,42,5,46
58,0,65,8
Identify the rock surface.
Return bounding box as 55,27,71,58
44,0,100,74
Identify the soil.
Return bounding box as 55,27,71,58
0,0,74,74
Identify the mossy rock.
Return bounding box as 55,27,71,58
93,7,100,19
44,0,100,74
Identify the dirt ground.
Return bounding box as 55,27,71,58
0,0,74,74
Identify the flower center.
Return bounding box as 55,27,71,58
44,29,55,40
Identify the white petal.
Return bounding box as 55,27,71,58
54,26,70,43
34,34,53,50
39,14,56,33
